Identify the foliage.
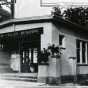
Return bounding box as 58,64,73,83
51,7,62,17
52,6,88,25
48,44,62,57
38,44,63,64
63,7,88,25
0,6,11,22
38,48,50,64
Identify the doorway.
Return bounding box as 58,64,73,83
21,48,38,73
20,33,41,73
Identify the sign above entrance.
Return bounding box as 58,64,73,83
41,0,88,7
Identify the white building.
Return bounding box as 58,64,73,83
0,15,88,84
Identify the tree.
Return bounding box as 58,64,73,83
51,7,62,17
0,5,11,22
63,7,88,25
53,7,88,25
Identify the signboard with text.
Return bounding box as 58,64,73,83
41,0,88,7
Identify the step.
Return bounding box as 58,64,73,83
0,73,37,82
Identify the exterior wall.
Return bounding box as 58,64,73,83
0,48,20,72
10,52,20,72
61,35,76,76
38,22,78,83
52,23,88,76
0,48,11,73
51,24,59,46
41,23,52,50
78,66,88,74
51,24,76,76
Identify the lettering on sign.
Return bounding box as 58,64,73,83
41,0,88,7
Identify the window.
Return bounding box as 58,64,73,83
76,40,88,64
76,40,80,63
59,34,64,46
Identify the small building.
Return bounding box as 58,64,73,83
0,15,88,83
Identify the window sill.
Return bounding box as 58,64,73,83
77,64,88,66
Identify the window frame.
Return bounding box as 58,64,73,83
59,34,65,48
76,39,88,64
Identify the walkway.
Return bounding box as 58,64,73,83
0,79,84,88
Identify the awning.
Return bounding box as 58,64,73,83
0,27,43,38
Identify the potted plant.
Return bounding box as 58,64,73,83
46,44,64,84
38,44,65,64
38,48,50,65
37,44,65,84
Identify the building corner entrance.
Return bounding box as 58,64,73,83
0,28,42,73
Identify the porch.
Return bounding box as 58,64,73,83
0,28,43,73
0,73,37,82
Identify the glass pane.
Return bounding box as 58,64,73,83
33,48,38,63
77,49,80,63
76,40,80,63
59,35,64,45
29,49,31,58
82,42,86,63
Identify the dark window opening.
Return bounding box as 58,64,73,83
76,40,80,63
59,35,64,46
82,41,86,63
76,39,87,64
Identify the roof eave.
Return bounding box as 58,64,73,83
0,15,53,29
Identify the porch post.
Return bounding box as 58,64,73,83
38,64,48,83
47,56,61,85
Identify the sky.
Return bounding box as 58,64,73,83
15,0,52,18
2,0,88,18
15,0,88,18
